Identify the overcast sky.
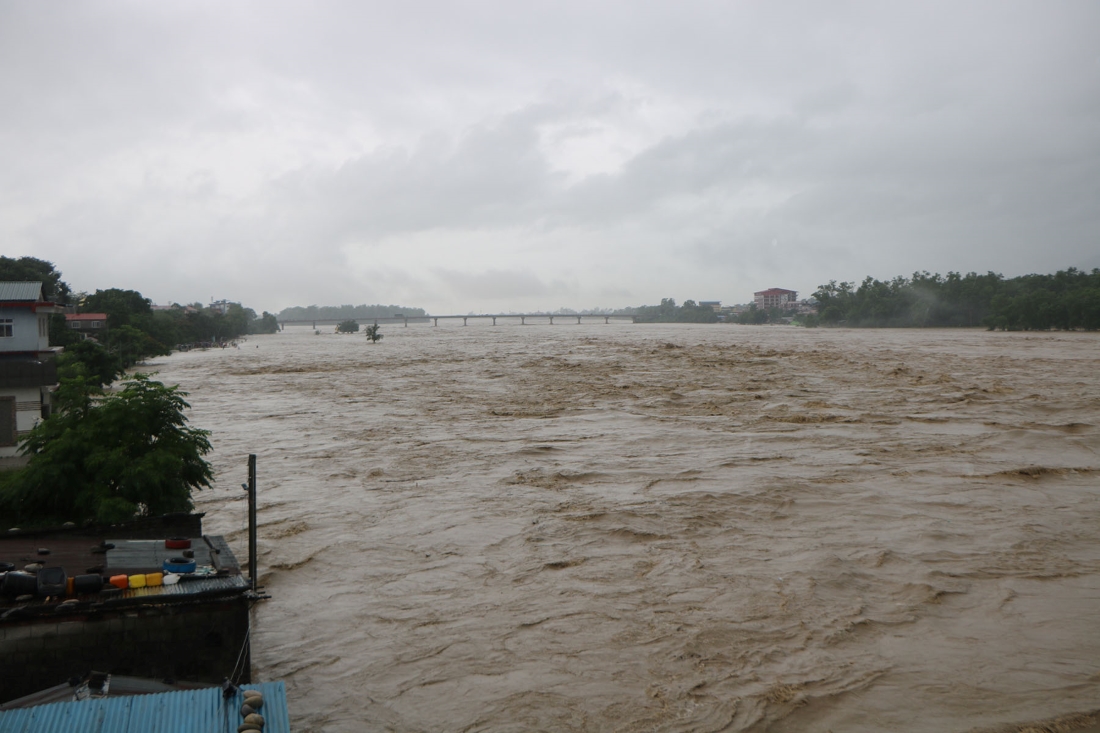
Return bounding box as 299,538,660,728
2,1,1098,314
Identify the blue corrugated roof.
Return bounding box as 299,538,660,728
0,681,289,733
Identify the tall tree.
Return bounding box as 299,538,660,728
57,340,123,387
82,288,153,328
0,256,71,302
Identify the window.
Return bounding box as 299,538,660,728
0,319,12,338
91,321,102,328
70,320,81,328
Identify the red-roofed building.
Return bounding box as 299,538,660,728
65,313,109,340
754,288,798,310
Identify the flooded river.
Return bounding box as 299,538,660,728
149,324,1100,732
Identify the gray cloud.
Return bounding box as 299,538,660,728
1,1,1097,312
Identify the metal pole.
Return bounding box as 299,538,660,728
247,454,257,591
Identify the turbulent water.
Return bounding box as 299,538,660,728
147,324,1100,732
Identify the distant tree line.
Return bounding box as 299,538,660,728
812,268,1100,330
59,289,279,366
632,299,719,323
278,304,427,321
0,257,279,379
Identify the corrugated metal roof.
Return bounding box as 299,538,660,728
0,282,44,302
64,313,107,321
127,574,250,598
0,681,290,733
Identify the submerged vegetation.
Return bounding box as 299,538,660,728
813,268,1100,330
631,299,719,323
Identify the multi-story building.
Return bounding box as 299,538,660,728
753,288,799,310
0,282,63,458
209,299,239,315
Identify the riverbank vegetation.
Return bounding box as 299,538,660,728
0,257,279,365
813,268,1100,330
631,299,719,323
0,374,212,525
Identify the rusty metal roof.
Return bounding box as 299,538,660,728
0,680,290,732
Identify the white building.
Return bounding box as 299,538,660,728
0,282,63,458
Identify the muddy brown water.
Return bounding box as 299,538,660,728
147,324,1100,732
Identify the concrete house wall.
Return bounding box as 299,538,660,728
0,308,49,353
0,282,62,459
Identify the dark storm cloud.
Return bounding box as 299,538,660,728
1,1,1097,312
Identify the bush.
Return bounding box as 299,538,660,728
0,375,213,526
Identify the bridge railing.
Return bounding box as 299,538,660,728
276,314,638,328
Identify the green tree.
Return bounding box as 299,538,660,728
365,324,383,342
249,311,279,334
82,288,153,328
0,256,71,302
336,319,360,333
107,325,170,369
632,298,719,323
58,340,123,387
0,375,213,525
736,304,769,324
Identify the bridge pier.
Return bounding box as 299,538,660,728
404,318,408,327
520,316,525,325
576,316,582,324
312,321,316,329
549,315,554,325
604,316,609,324
433,318,438,326
492,316,497,325
463,317,468,326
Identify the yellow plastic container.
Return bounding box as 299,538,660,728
128,574,147,589
145,572,164,587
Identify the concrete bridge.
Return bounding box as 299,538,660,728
278,314,638,329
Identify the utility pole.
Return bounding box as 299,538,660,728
246,454,257,591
